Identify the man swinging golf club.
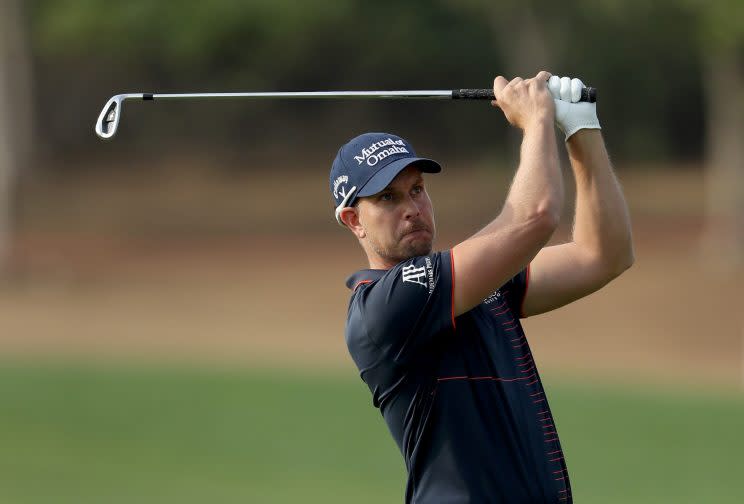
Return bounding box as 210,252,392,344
330,71,634,503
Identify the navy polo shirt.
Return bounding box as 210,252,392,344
345,250,571,503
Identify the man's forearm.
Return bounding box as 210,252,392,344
509,120,563,223
567,130,634,272
474,120,563,238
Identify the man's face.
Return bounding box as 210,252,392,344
355,165,436,265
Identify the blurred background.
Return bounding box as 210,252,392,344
0,0,742,502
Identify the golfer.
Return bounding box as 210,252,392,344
329,71,634,503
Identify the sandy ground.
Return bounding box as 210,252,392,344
1,167,741,389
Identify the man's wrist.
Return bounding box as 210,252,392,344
522,115,554,134
566,128,603,150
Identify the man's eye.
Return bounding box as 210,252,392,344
412,185,423,195
380,193,393,201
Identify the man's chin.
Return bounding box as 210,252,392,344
375,236,434,265
400,240,433,260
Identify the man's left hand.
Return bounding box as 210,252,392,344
548,75,601,140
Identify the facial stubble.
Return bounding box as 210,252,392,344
365,226,435,265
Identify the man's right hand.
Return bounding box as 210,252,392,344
491,70,555,131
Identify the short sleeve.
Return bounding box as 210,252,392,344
503,264,530,318
354,250,455,363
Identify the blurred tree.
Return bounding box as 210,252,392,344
0,0,33,272
31,0,357,85
694,0,744,268
444,0,553,75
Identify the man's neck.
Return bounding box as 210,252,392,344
366,254,397,270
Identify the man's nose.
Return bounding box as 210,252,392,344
403,195,421,220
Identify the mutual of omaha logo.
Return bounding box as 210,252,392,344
401,257,435,293
354,138,409,167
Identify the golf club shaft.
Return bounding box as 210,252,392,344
95,88,597,140
147,90,453,100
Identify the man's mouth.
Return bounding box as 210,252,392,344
401,226,431,239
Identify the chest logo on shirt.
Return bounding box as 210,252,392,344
482,290,502,304
402,264,427,286
401,257,435,293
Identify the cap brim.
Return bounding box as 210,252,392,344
356,158,441,199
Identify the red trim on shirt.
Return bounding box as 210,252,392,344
353,280,373,291
520,263,531,318
449,249,457,330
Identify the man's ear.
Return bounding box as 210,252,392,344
339,207,365,239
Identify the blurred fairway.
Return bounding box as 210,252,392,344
1,362,742,503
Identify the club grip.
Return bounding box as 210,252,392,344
452,87,597,103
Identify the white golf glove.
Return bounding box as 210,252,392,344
548,75,600,140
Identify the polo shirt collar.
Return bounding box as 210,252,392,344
345,269,387,290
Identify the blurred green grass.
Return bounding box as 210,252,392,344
0,362,742,503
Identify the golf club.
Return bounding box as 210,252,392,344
94,87,597,140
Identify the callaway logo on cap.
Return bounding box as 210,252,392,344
329,132,442,225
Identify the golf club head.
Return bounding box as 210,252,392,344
94,94,127,140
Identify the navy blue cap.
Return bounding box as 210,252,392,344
330,132,441,225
